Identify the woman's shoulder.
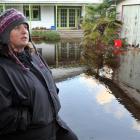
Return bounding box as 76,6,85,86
0,57,15,71
0,58,9,78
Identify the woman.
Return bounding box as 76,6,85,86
0,8,78,140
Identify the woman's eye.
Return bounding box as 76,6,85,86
14,26,20,30
13,24,28,30
24,25,28,29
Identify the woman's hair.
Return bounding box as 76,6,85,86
0,42,37,70
0,42,34,55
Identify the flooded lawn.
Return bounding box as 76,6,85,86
35,39,82,67
35,40,140,140
57,74,140,140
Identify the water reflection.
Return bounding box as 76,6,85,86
57,74,140,140
133,121,140,132
35,40,82,67
99,77,140,121
96,91,114,105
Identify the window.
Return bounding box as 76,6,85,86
60,9,67,27
23,5,40,21
57,7,81,29
0,5,3,14
24,6,30,20
69,9,75,27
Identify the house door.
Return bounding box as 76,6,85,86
121,5,140,46
57,7,81,29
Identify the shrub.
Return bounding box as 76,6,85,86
31,30,60,42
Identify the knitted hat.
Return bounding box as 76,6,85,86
0,8,29,45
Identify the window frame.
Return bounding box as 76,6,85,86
23,5,41,21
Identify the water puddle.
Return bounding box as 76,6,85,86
57,74,140,140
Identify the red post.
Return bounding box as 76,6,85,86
114,39,122,48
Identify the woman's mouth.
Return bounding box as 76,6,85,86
21,37,28,41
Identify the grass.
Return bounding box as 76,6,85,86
31,30,60,42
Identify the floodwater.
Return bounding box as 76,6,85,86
35,41,140,140
57,74,140,140
35,39,82,67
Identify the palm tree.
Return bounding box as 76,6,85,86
81,0,123,77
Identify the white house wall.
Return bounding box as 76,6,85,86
2,0,103,4
31,6,55,29
117,0,140,20
117,0,140,46
1,0,103,29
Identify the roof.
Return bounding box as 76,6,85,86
0,0,103,4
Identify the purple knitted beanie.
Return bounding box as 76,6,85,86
0,8,29,44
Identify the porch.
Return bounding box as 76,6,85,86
58,29,84,39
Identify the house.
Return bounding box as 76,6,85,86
116,0,140,47
0,0,103,30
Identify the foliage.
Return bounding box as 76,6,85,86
31,30,60,42
81,0,126,76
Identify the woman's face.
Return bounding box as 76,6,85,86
9,23,29,52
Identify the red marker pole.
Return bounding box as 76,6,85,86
114,39,122,48
113,39,123,55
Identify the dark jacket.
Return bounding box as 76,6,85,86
0,52,69,135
